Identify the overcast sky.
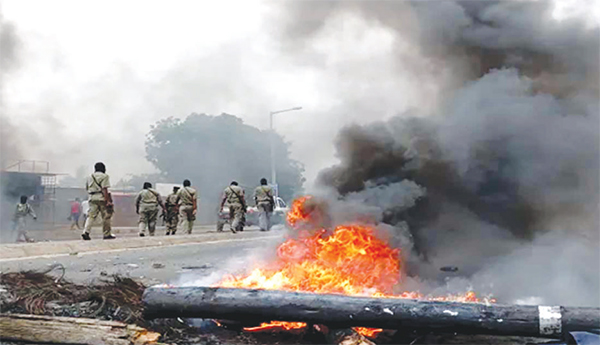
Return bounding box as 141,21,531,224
1,0,597,187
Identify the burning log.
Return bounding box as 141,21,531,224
0,313,160,345
143,286,600,339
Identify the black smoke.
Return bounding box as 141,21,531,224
278,1,599,305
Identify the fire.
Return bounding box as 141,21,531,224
354,327,384,338
221,225,400,295
244,321,307,332
217,196,492,338
286,196,312,227
285,195,331,230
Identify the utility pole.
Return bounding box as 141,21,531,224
269,106,302,197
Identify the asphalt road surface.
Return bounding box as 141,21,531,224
0,227,285,287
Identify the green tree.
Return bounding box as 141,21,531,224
145,113,305,222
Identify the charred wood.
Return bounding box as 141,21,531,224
142,286,600,339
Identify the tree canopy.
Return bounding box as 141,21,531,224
145,113,305,222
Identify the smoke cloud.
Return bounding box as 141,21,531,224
0,11,23,166
277,1,600,306
1,11,25,232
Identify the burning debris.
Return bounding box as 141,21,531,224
286,195,332,230
143,286,600,339
215,196,496,338
141,196,599,344
142,197,505,343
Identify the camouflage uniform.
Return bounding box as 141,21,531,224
223,185,246,233
254,185,274,231
12,202,36,242
165,192,180,235
83,172,112,237
136,188,162,236
177,186,197,234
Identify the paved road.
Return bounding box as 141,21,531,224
2,224,221,243
0,227,285,287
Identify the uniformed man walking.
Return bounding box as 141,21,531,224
82,162,115,240
177,180,197,234
135,182,165,237
220,181,246,233
12,195,37,242
165,186,180,235
254,178,275,231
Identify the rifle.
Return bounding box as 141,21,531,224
264,186,275,212
91,174,114,214
228,187,247,212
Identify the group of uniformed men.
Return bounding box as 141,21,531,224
79,162,275,240
134,180,197,237
218,178,275,233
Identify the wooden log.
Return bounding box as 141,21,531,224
142,286,600,339
0,313,160,345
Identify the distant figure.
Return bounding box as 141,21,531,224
177,180,197,234
254,178,275,231
81,199,90,225
135,182,165,237
13,195,37,242
82,162,115,240
164,186,180,235
220,181,246,233
69,197,82,230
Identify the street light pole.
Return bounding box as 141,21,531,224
269,106,302,196
270,111,276,188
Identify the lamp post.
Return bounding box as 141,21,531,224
269,106,302,196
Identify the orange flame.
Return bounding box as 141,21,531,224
221,225,400,295
286,196,313,227
354,327,384,338
217,196,492,338
244,321,307,332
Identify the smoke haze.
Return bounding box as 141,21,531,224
1,9,22,166
1,0,598,307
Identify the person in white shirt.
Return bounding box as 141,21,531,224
81,199,90,227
